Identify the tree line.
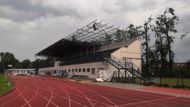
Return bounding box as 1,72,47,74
100,8,189,82
0,52,53,74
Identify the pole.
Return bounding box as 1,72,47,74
124,57,127,80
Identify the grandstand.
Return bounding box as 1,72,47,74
37,20,142,81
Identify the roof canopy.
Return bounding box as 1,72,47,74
36,20,136,58
36,39,100,57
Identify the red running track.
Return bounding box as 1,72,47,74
0,76,190,107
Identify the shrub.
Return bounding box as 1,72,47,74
160,83,169,87
185,85,190,89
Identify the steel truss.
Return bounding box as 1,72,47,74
65,20,119,43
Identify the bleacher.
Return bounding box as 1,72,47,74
63,52,108,65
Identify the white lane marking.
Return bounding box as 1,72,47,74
38,79,59,107
51,84,71,107
17,88,32,107
118,97,175,106
74,83,118,107
0,81,28,107
45,90,54,107
21,81,39,107
59,82,95,107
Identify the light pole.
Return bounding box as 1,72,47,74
0,55,2,74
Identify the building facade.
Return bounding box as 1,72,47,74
5,69,36,76
38,39,141,79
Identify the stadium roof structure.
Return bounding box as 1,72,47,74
64,20,118,42
37,38,101,57
37,20,134,58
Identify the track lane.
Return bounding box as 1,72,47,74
1,76,190,107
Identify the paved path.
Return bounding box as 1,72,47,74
1,76,190,107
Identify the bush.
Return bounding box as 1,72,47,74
160,83,169,87
185,85,190,89
172,81,184,88
143,81,154,86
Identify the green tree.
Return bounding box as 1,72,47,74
155,8,179,73
21,59,31,68
153,25,168,85
0,52,18,73
113,29,127,42
126,24,141,39
141,17,153,77
31,59,40,71
102,33,113,45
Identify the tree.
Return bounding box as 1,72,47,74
153,24,168,84
113,29,127,42
141,17,153,77
155,8,179,73
0,52,18,73
21,59,31,68
126,24,141,39
102,33,113,45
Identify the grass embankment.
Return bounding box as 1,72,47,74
153,78,190,88
0,74,13,96
161,78,190,86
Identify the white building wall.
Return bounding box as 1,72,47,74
38,40,142,79
108,39,141,76
39,62,105,79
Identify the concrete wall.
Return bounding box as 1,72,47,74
108,39,141,75
39,62,105,79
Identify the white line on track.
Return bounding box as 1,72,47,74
21,82,40,107
17,88,32,107
45,90,53,107
72,83,118,107
38,79,59,107
118,97,175,106
66,90,114,106
0,81,28,107
48,79,94,107
48,83,71,107
60,82,95,107
86,85,190,107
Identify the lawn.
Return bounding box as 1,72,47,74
153,77,190,87
0,74,13,96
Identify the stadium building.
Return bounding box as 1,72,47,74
5,69,36,76
37,21,143,81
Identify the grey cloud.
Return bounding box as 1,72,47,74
0,0,189,62
0,0,79,22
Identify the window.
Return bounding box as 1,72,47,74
75,69,77,72
87,68,90,72
65,69,67,72
72,69,74,72
68,69,71,72
92,68,95,74
79,69,81,72
83,68,85,72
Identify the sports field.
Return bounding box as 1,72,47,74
0,76,190,107
0,74,13,96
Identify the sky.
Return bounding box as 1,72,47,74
0,0,189,62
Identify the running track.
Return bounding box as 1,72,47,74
0,76,190,107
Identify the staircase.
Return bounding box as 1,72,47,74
104,57,144,81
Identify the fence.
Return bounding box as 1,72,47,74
145,64,190,88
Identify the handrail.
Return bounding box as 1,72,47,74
104,57,143,80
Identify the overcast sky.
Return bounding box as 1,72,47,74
0,0,189,62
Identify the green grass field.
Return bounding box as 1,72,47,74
0,74,13,96
154,78,190,87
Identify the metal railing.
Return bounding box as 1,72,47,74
104,57,143,80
